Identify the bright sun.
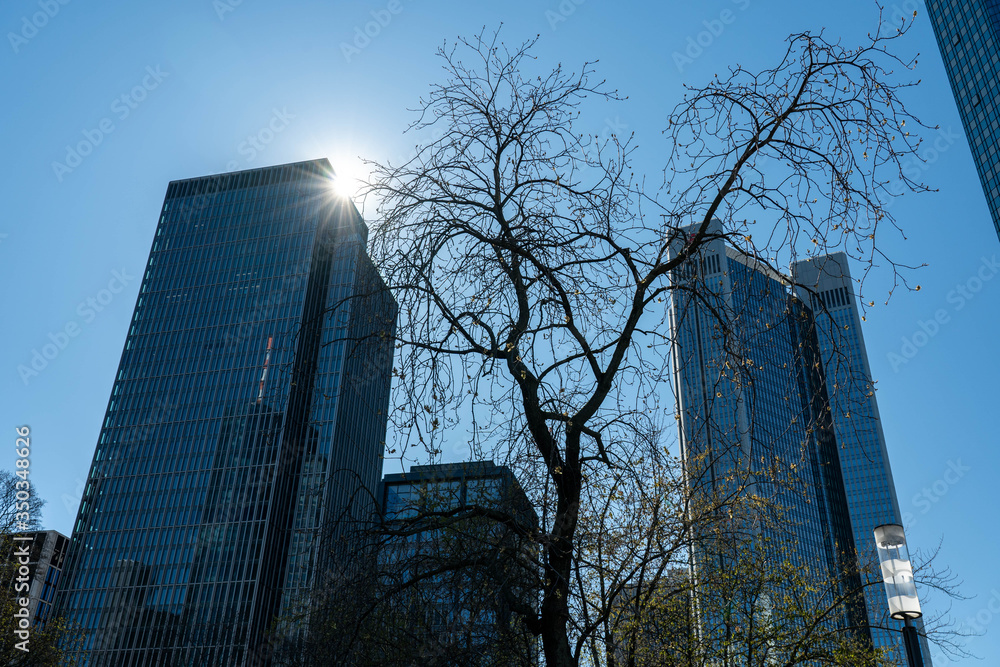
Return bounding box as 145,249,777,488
325,157,367,200
330,174,357,199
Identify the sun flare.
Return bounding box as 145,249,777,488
329,176,352,199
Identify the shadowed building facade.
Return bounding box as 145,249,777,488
56,158,397,665
926,0,1000,240
9,530,69,629
380,461,539,665
793,253,933,665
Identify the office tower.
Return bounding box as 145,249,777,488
11,530,69,628
667,220,866,647
56,158,397,666
792,253,933,665
380,461,539,665
926,0,1000,240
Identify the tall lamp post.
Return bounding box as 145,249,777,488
873,523,925,667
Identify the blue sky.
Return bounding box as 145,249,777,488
1,0,996,661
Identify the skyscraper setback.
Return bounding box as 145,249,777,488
55,159,397,665
668,223,861,640
668,221,931,664
792,253,932,664
926,0,1000,241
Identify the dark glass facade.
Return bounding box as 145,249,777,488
56,158,397,665
12,530,69,628
668,221,865,641
380,461,539,665
793,253,933,665
926,0,1000,240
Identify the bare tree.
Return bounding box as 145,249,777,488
354,17,953,666
0,468,44,536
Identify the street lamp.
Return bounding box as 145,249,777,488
873,523,924,667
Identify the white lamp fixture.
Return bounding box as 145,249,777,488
873,523,921,620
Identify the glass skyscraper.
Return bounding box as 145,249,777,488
667,230,934,663
668,221,865,645
792,253,932,665
926,0,1000,240
55,158,397,665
